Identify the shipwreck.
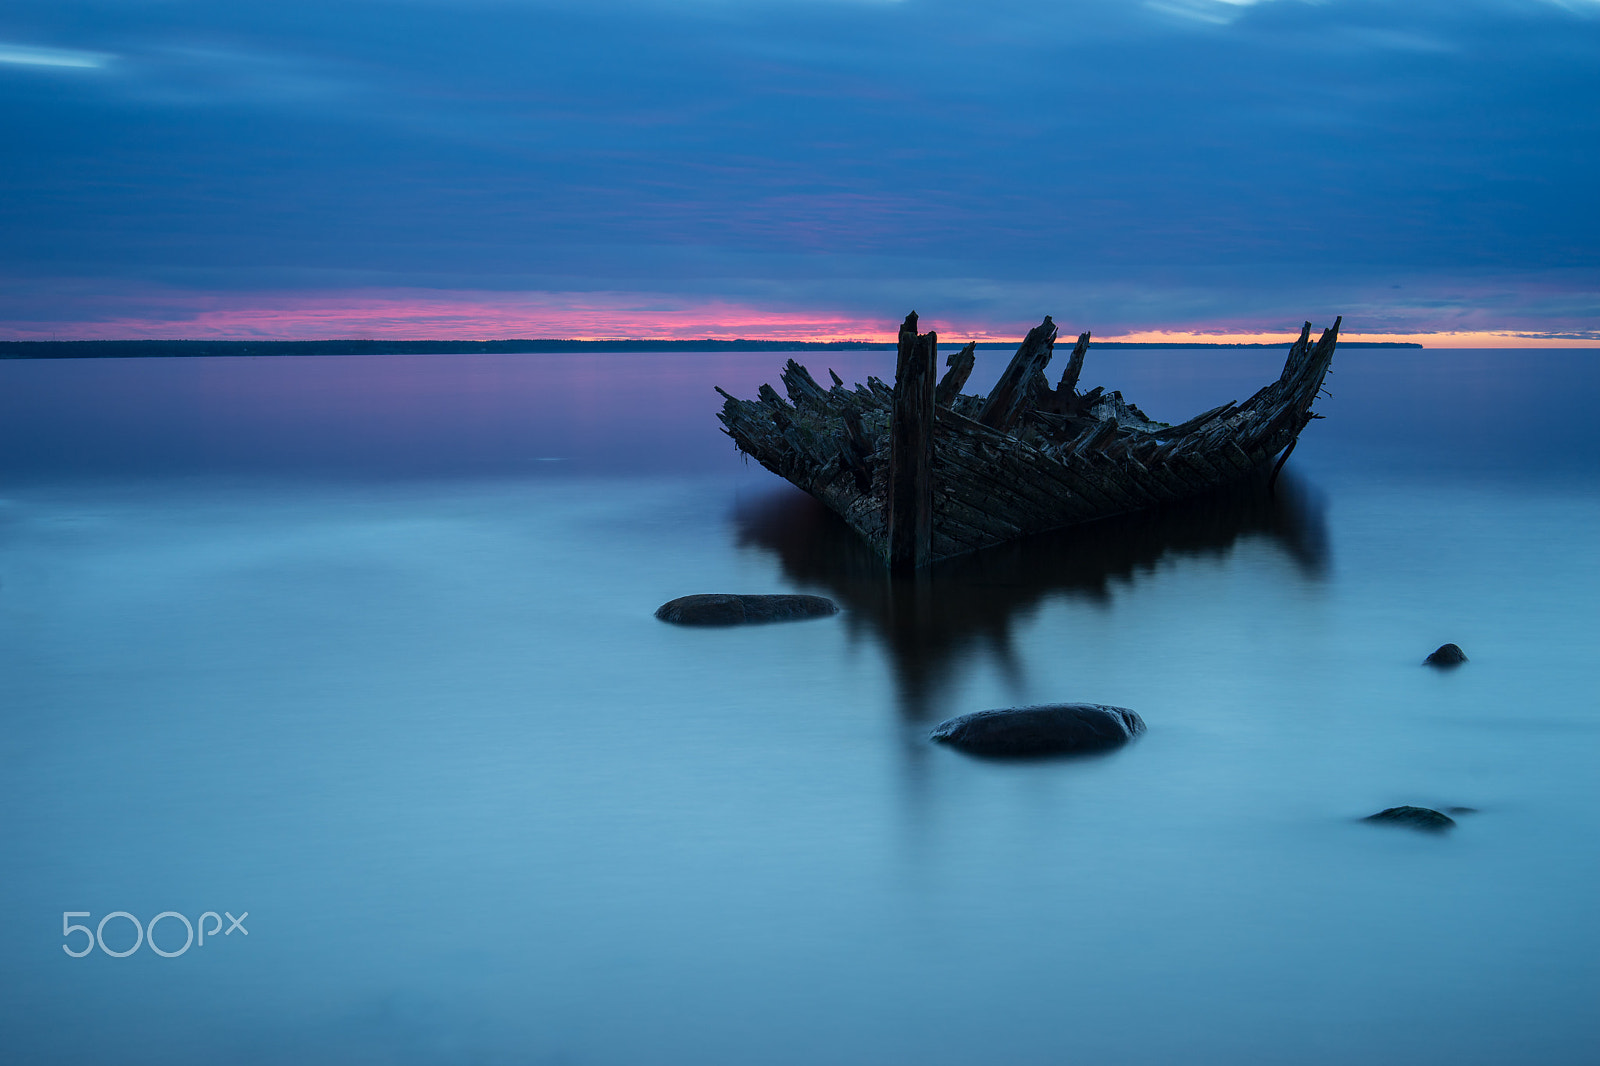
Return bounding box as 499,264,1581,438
717,311,1339,572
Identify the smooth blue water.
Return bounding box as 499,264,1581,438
1,348,1598,1065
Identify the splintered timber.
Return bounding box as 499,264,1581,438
717,311,1339,572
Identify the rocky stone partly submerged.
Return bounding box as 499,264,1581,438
1364,805,1456,832
654,593,839,626
930,703,1145,757
1424,643,1468,666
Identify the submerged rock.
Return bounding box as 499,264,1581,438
1424,643,1468,666
930,703,1145,757
1364,806,1456,832
654,593,838,626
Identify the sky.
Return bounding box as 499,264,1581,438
1,0,1597,344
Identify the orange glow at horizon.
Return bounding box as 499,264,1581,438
2,291,1595,348
1100,329,1600,349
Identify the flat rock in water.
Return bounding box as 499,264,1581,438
930,703,1145,757
655,593,838,626
1425,643,1468,666
1364,805,1456,832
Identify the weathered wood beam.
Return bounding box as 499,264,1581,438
1276,323,1313,385
935,342,977,407
1155,400,1235,440
888,311,936,573
1057,331,1091,394
978,316,1058,433
940,412,1117,520
1072,419,1119,457
1123,455,1185,501
1308,317,1341,369
780,360,829,408
839,407,875,493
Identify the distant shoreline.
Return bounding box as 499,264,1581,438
0,338,1422,359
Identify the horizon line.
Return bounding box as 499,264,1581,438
3,331,1597,349
3,335,1430,352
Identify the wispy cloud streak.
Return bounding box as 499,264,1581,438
0,42,111,68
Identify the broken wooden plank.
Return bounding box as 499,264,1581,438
1057,331,1091,394
936,342,977,408
888,312,936,573
978,316,1058,433
780,359,830,408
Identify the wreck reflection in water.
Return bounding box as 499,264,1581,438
734,470,1329,722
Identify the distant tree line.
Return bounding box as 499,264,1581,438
0,338,1420,359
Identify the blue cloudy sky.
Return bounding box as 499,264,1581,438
1,0,1596,341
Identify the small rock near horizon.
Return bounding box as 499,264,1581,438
931,703,1146,757
1425,643,1468,666
1364,806,1456,832
655,593,838,626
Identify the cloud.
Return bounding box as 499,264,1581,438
0,42,113,69
1145,0,1277,27
0,0,1595,338
0,284,901,341
120,43,362,106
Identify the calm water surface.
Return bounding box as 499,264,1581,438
1,347,1598,1065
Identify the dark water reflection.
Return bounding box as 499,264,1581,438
735,469,1328,721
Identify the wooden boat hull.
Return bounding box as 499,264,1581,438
717,313,1338,569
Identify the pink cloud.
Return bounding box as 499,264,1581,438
1,285,1595,347
0,289,901,343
